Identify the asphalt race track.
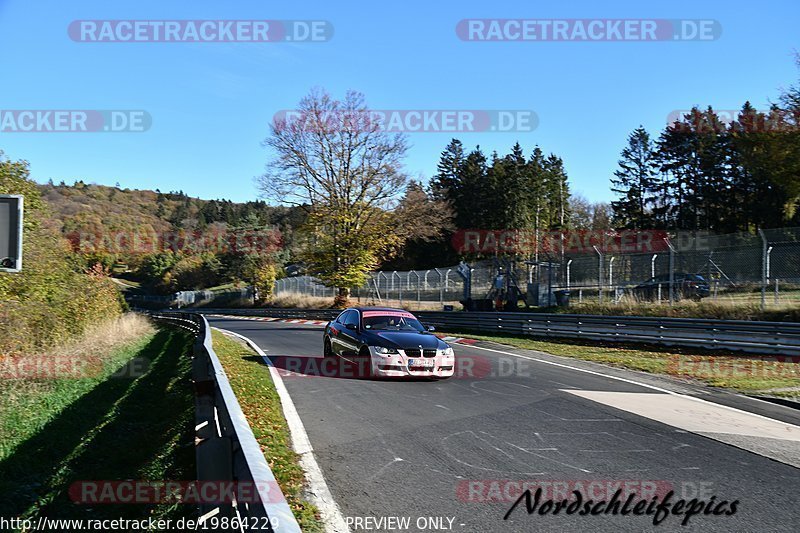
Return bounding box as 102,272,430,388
208,316,800,533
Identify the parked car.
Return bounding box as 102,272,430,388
323,307,455,379
632,273,711,301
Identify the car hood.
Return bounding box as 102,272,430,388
363,330,445,350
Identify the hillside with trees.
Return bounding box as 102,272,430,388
610,60,800,231
40,182,304,296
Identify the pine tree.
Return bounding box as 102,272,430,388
457,147,489,229
611,126,657,228
430,139,465,203
543,154,570,229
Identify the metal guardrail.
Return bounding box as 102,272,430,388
149,312,301,533
196,308,800,357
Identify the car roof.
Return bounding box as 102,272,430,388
349,306,415,314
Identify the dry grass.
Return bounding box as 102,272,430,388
45,312,155,361
268,292,462,311
268,293,338,309
0,313,155,407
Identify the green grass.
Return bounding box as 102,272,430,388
0,327,196,526
211,330,323,532
441,330,800,397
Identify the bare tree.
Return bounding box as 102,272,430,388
258,89,409,305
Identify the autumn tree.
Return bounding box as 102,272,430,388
259,89,410,306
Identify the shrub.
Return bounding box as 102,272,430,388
0,153,123,356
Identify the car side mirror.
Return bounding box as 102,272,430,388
427,325,436,332
345,323,358,331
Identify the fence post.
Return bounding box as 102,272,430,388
410,270,421,305
394,271,403,306
759,229,768,311
608,256,615,291
766,244,773,307
593,245,603,303
434,268,444,304
566,259,573,289
775,278,780,305
377,272,386,301
652,254,660,303
665,238,675,305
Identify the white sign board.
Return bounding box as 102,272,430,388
0,195,23,272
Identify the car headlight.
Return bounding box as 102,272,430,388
442,347,454,357
375,346,399,355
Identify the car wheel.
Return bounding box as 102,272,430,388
359,346,373,378
324,337,333,357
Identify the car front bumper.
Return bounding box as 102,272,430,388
369,346,455,378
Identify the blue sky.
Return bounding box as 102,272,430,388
0,0,798,204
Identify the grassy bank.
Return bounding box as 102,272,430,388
211,330,322,532
527,298,800,322
0,314,196,525
441,330,800,399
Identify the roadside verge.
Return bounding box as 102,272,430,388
212,328,347,532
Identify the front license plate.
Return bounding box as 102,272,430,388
408,358,435,368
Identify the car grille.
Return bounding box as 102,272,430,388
404,349,437,358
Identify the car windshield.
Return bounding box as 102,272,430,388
363,313,425,332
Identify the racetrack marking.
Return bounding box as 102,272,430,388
461,342,797,427
565,390,800,445
457,342,800,466
213,327,350,533
208,314,329,326
441,431,547,476
366,457,405,482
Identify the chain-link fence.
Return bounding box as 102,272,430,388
274,265,471,307
274,228,800,309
